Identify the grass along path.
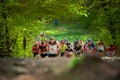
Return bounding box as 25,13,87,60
44,23,98,42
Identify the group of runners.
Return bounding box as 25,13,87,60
32,33,117,58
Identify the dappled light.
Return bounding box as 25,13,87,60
0,0,120,80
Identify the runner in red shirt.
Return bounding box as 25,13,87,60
39,41,48,58
106,44,117,57
32,44,39,57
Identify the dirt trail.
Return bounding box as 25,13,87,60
0,57,71,80
0,56,120,80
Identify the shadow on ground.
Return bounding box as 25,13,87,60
0,56,120,80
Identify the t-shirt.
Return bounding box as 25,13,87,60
98,46,104,51
108,46,117,51
39,44,47,52
32,46,38,52
59,44,67,52
48,44,58,54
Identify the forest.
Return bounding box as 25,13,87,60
0,0,120,57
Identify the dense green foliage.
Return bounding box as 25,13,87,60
0,0,120,57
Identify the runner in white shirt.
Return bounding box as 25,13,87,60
48,37,58,57
97,40,105,52
97,40,106,56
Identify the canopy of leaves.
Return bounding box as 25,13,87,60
0,0,120,57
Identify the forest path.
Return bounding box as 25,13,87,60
0,57,71,80
0,56,120,80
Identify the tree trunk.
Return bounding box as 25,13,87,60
23,36,26,50
109,21,115,44
0,0,11,57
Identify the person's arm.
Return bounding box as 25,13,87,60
65,49,68,53
56,45,59,55
46,45,49,51
57,44,59,51
38,45,42,54
32,47,35,52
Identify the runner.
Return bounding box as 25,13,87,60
74,42,83,57
59,40,68,57
65,46,74,58
106,44,117,57
86,39,96,54
32,44,39,57
40,32,47,42
74,39,79,48
83,42,87,53
47,37,59,57
97,40,106,56
39,41,48,58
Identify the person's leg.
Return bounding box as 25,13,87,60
75,52,80,57
40,53,47,58
47,53,51,57
101,51,105,57
61,52,64,57
34,53,36,57
98,50,103,56
65,52,72,58
34,52,38,57
112,51,115,57
80,53,83,57
65,52,69,57
106,51,109,57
